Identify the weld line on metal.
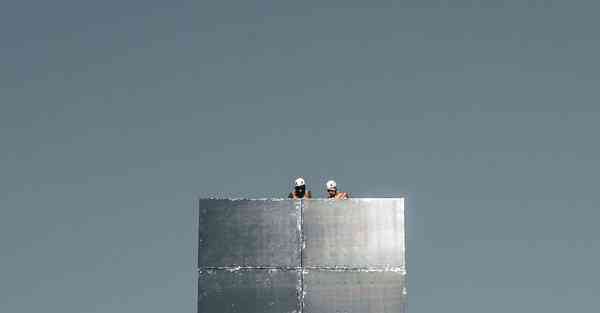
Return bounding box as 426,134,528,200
199,266,301,271
198,266,405,270
299,200,305,313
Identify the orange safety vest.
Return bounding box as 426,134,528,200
333,192,349,199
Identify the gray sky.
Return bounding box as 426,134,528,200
2,1,600,312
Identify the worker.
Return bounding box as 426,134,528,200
288,177,312,199
325,180,349,199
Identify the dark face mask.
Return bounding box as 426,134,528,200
294,186,306,197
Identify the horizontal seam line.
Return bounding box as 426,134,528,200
198,266,405,271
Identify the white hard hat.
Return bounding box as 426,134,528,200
294,177,306,187
326,180,337,190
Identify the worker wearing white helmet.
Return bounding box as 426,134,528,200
288,177,312,199
326,180,349,199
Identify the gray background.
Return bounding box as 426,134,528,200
1,0,599,312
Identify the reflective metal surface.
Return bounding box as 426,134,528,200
303,270,407,313
198,199,300,267
198,269,299,313
198,198,407,313
303,199,406,268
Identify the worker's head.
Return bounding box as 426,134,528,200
326,180,337,198
294,177,306,196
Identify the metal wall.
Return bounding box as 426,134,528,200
198,198,406,313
